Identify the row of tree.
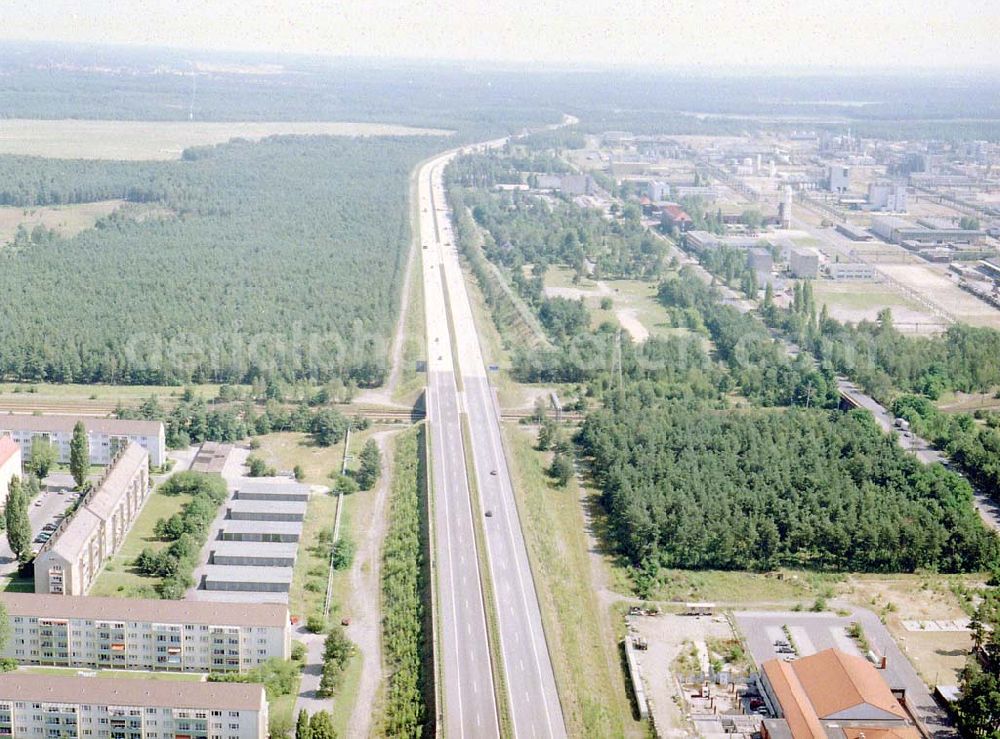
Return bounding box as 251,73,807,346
134,472,228,598
380,428,430,737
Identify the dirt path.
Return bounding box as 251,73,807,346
615,307,649,343
344,429,399,738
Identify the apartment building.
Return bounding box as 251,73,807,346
0,414,166,468
1,593,290,672
34,444,150,596
0,436,20,506
0,673,267,739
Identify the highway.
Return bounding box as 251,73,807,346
432,161,567,738
418,132,567,735
419,152,500,737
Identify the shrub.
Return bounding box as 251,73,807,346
305,614,327,634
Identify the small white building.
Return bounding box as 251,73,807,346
647,180,670,201
867,181,909,212
828,262,877,281
827,164,850,194
789,248,820,279
0,436,21,508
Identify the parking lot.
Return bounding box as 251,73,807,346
0,479,80,575
734,607,955,736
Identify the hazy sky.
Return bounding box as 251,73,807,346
3,0,998,69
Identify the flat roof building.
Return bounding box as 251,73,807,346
835,222,874,241
233,479,310,502
210,541,299,568
759,649,918,739
203,565,293,593
190,441,233,475
789,248,820,279
1,592,290,672
226,499,306,522
871,215,983,245
828,262,877,281
0,414,165,468
219,520,302,543
0,673,267,739
34,444,150,596
0,436,21,508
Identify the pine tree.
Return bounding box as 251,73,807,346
295,709,312,739
69,421,89,490
5,478,32,562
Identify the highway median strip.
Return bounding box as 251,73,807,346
460,413,514,738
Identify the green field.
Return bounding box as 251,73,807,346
505,423,638,738
543,265,685,343
89,486,194,598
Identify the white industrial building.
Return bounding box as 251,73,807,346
828,262,877,281
827,165,850,193
1,593,290,672
647,180,670,201
0,673,268,739
0,415,165,468
34,444,150,596
0,436,21,508
789,248,820,279
867,181,908,212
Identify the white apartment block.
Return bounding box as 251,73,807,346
0,414,166,468
1,593,290,672
0,436,21,507
35,444,150,596
0,673,267,739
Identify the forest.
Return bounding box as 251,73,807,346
450,162,666,281
0,135,446,385
765,283,1000,403
448,146,999,579
756,280,1000,501
657,270,840,408
579,400,998,573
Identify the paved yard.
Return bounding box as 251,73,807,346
734,606,955,737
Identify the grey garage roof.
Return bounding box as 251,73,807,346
210,541,300,559
220,520,303,535
227,499,307,515
203,565,294,584
234,479,311,496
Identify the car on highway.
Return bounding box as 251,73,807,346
485,510,494,517
489,469,497,476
